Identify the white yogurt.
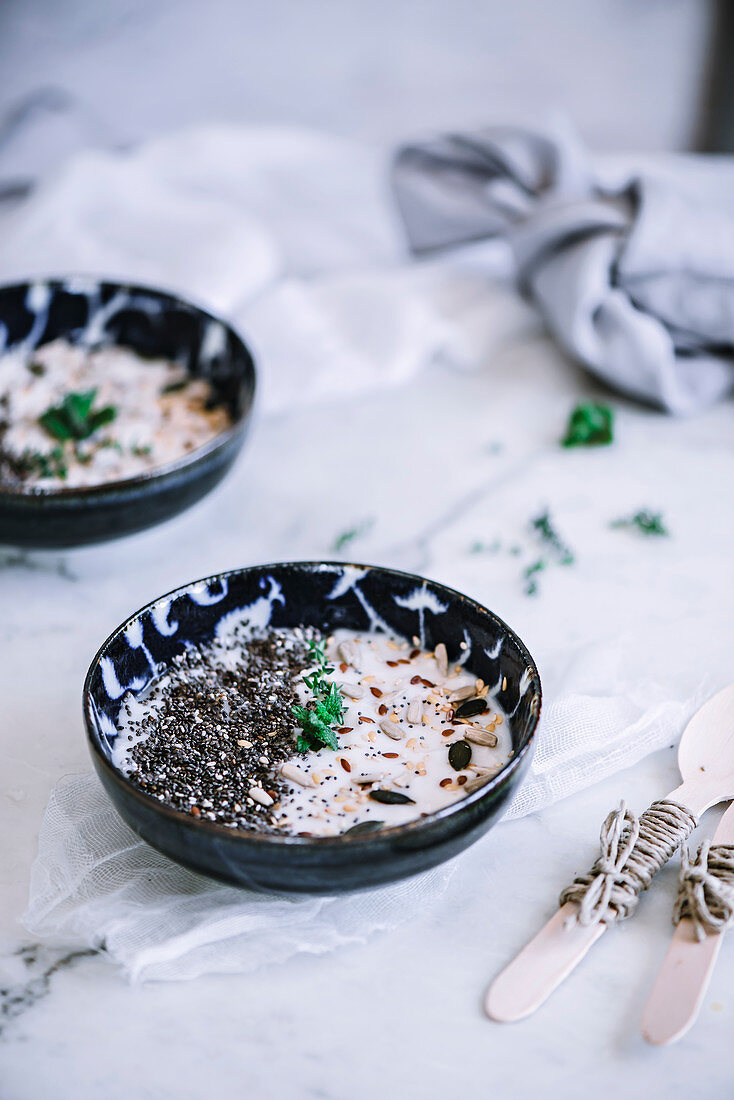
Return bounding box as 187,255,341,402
0,338,231,488
276,629,511,836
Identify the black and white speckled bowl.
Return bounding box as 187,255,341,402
83,562,542,894
0,278,256,548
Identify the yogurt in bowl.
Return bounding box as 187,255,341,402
84,562,542,893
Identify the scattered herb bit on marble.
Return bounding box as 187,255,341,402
531,509,575,565
331,517,375,553
469,539,501,555
522,559,547,596
292,638,346,752
39,389,117,443
519,510,575,595
610,509,669,537
561,402,614,448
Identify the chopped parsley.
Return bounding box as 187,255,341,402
521,510,575,595
292,638,345,752
531,509,575,565
522,559,547,596
21,446,68,480
39,389,116,443
469,539,501,555
561,402,614,447
611,509,669,537
332,517,374,553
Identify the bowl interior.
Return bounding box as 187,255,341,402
85,562,542,823
0,278,255,448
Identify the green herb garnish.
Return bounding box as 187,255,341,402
522,559,546,596
469,539,501,555
39,389,116,442
292,638,346,752
531,509,575,565
520,510,575,595
611,509,669,537
332,518,374,553
21,446,68,480
561,402,614,447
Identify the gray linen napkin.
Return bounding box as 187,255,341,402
393,126,734,413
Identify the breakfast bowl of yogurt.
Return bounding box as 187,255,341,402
83,562,542,893
0,278,256,547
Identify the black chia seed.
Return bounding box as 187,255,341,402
120,627,313,832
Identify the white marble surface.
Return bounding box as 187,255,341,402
1,323,734,1097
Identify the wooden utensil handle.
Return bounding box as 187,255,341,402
486,797,697,1023
641,801,734,1045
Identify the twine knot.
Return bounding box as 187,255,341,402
560,799,697,927
673,841,734,941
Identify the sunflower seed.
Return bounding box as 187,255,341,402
469,763,502,777
248,787,274,807
379,719,404,740
280,762,316,788
406,699,423,724
341,682,365,699
448,740,472,771
464,727,498,748
434,643,448,678
338,641,359,665
463,774,491,794
448,684,475,703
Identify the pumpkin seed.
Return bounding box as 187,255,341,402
369,789,416,805
448,740,472,771
454,697,489,720
343,820,385,836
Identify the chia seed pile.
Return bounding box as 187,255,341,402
120,627,312,832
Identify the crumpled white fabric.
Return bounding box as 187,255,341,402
23,772,456,983
0,123,539,415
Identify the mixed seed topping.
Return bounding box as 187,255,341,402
114,624,512,837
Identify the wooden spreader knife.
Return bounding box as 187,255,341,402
641,800,734,1045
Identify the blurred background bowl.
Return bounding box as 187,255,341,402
0,277,256,548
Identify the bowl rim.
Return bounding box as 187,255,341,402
0,276,256,502
83,560,542,847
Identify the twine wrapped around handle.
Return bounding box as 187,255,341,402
673,841,734,941
560,800,698,927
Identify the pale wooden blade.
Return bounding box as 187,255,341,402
485,903,605,1022
641,801,734,1045
641,920,724,1045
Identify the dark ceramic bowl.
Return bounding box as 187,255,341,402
0,278,256,548
83,562,542,894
